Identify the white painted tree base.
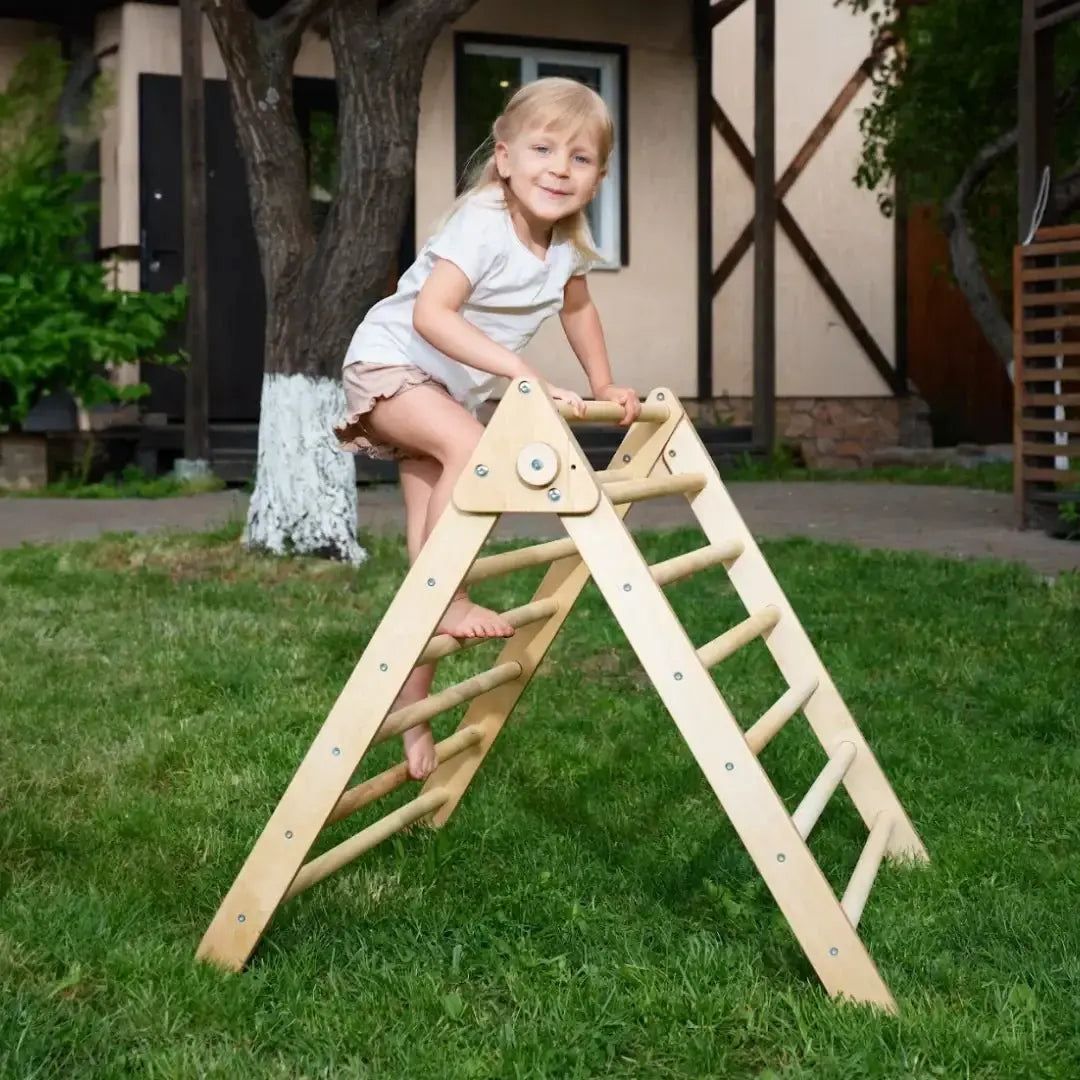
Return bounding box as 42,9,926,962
244,373,367,564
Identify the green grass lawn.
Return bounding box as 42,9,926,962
1,526,1077,1078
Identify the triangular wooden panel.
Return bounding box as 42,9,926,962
196,385,928,1013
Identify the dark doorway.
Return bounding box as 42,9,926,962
137,74,414,425
139,72,266,422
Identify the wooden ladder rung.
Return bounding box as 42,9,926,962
419,597,560,664
375,662,523,743
465,538,578,584
327,726,485,827
744,679,819,755
286,788,451,903
557,400,671,424
791,741,857,840
840,814,895,928
696,607,781,669
603,473,707,504
650,540,744,586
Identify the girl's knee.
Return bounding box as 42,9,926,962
433,419,485,472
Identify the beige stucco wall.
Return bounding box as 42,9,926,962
712,1,894,398
418,0,698,399
81,0,889,407
0,19,57,89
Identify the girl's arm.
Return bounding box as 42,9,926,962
414,259,535,383
414,258,586,414
560,275,641,424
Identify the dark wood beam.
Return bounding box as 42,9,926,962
181,0,209,463
711,0,749,28
1019,0,1056,238
695,0,716,399
753,0,776,451
1035,0,1080,31
711,97,901,394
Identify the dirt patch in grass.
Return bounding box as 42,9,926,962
83,533,373,587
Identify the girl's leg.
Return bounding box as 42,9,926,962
369,388,513,779
394,455,443,780
366,384,516,640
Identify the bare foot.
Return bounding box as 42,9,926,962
403,722,438,781
436,595,515,639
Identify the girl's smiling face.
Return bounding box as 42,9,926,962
495,123,604,229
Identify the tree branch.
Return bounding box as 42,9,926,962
266,0,333,54
381,0,479,37
940,125,1016,376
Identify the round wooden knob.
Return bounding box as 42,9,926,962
516,442,560,488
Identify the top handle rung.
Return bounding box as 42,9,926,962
557,401,671,424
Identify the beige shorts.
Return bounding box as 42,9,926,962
333,362,452,461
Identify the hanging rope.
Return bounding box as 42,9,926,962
1022,166,1052,245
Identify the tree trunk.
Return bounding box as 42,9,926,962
201,0,477,562
940,126,1016,378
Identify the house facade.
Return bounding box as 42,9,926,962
2,1,951,470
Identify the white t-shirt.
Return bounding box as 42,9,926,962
342,187,590,411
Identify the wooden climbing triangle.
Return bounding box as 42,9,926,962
196,382,929,1013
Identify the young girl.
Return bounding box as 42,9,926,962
334,77,641,780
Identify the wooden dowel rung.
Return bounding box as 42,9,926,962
557,400,670,423
695,607,780,669
791,741,857,840
744,679,819,755
374,662,523,743
604,473,707,505
286,788,450,902
327,726,484,827
840,814,895,929
650,540,744,587
465,538,578,584
593,468,628,483
419,597,560,664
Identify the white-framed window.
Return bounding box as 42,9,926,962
456,35,627,268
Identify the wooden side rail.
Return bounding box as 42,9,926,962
744,680,819,755
557,400,671,424
791,741,857,840
841,814,895,928
604,473,707,505
327,726,484,826
374,662,523,744
286,788,451,902
418,597,560,664
696,607,781,669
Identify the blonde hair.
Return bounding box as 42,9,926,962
454,77,614,262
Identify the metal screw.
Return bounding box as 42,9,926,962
829,947,839,957
285,830,293,839
725,762,734,772
153,191,162,200
531,459,543,471
622,583,632,592
668,449,677,458
622,453,631,463
777,853,786,863
332,747,341,757
475,465,489,477
548,488,562,502
237,913,246,923
674,672,683,681
427,578,436,587
657,392,666,400
379,663,388,672
519,381,532,394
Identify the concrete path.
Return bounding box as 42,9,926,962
2,483,1076,576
